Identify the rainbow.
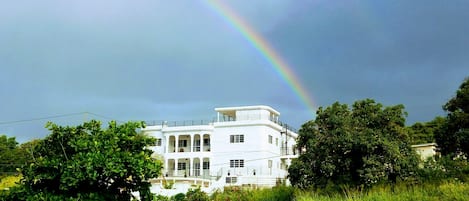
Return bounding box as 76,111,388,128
204,0,316,115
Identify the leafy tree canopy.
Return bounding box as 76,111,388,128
289,99,418,189
3,120,162,201
435,77,469,156
407,116,445,145
0,135,32,176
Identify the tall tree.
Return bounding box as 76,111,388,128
408,116,445,145
289,99,418,189
5,120,162,201
0,135,31,175
435,77,469,156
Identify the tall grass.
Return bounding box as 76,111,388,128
295,181,469,201
150,181,469,201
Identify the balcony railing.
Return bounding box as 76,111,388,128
145,117,297,133
145,120,213,127
280,146,298,156
216,114,298,133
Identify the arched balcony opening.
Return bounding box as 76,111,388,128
193,134,201,152
203,134,211,152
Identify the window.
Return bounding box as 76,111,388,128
194,163,201,176
177,162,186,170
226,177,237,183
203,138,210,146
155,138,162,146
230,135,244,143
268,135,273,144
268,160,272,168
230,159,244,168
276,138,278,146
178,140,187,147
194,140,201,152
203,161,210,170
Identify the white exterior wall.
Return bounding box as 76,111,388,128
412,143,437,161
236,109,271,121
145,127,165,156
211,124,282,177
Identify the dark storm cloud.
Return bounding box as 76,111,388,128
266,0,469,123
1,0,468,141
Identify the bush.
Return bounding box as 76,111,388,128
0,175,21,190
172,193,186,201
186,187,209,201
152,194,170,201
417,155,469,184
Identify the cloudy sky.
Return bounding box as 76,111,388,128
1,0,468,142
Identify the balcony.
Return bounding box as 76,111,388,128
280,146,298,159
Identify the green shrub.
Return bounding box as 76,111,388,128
153,194,170,201
172,193,186,201
186,187,209,201
417,155,469,184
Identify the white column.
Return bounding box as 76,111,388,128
165,158,169,176
165,135,170,153
175,135,179,153
175,158,179,176
199,157,203,178
201,135,204,152
189,158,193,177
189,134,193,153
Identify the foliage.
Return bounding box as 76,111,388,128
407,117,445,145
172,193,186,201
0,135,34,176
152,194,170,201
2,120,162,201
185,187,209,201
210,186,294,201
295,181,469,201
417,155,469,183
435,77,469,156
0,175,21,190
162,180,174,189
289,99,419,189
250,185,295,201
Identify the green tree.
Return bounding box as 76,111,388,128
408,116,445,145
0,135,32,176
4,120,162,201
435,77,469,156
289,99,418,189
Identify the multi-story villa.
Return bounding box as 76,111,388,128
143,105,298,194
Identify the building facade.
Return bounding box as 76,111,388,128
142,105,298,192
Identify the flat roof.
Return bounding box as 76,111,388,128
411,143,437,148
215,105,280,116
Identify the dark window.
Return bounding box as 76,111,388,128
203,138,210,146
203,161,210,169
178,140,187,147
155,138,162,146
230,159,244,168
230,135,244,143
177,162,186,170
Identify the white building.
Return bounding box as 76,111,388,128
142,105,298,194
412,143,437,161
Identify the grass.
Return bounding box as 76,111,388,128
295,181,469,201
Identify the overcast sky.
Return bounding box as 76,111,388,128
1,0,468,142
